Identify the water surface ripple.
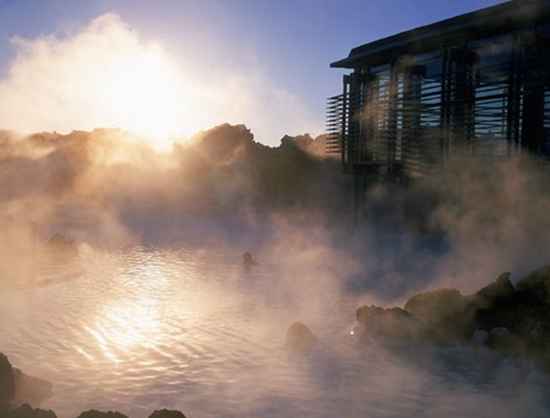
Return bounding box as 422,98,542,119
1,247,549,418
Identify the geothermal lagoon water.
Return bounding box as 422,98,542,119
1,247,549,418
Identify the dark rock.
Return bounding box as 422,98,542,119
285,322,317,353
488,327,525,356
13,369,53,405
475,272,515,307
471,273,519,332
471,329,489,346
516,265,550,304
0,354,15,406
404,288,473,342
76,411,128,418
356,305,422,341
405,288,466,322
0,404,56,418
0,354,52,406
148,410,187,418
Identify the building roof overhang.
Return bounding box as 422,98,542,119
331,0,550,69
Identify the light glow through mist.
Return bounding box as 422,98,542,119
0,13,321,149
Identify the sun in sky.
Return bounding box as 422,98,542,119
0,13,321,150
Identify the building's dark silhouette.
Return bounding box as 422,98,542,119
327,0,550,200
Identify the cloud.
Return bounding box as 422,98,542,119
0,13,322,147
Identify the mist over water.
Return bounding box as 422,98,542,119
2,125,550,417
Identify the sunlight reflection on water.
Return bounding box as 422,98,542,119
0,246,549,418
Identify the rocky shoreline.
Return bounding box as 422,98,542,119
286,265,550,372
353,265,550,370
4,265,550,417
0,406,187,418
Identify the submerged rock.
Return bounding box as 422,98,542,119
148,410,187,418
76,411,128,418
285,322,317,353
0,354,15,406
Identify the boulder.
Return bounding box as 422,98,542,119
488,327,525,356
490,327,511,338
516,265,550,304
471,329,489,346
0,354,15,406
405,288,466,322
471,273,519,332
148,410,187,418
0,354,52,406
13,369,53,405
285,322,317,353
76,411,128,418
0,404,56,418
404,288,473,342
356,305,422,341
475,273,515,307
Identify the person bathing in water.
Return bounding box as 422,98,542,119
242,251,257,270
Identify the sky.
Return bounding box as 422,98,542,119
0,0,506,146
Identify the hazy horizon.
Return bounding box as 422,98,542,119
0,0,505,147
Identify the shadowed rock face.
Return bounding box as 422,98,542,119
516,265,550,304
0,354,52,407
0,404,57,418
404,288,474,342
13,368,53,405
356,306,422,342
358,265,550,368
76,411,128,418
285,322,317,353
148,409,187,418
475,273,515,306
0,354,15,406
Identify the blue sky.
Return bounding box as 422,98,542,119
0,0,506,145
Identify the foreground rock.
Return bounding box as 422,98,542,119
77,411,128,418
0,407,191,418
0,404,56,418
149,410,187,418
0,354,15,406
0,354,52,406
404,288,474,343
285,322,317,353
356,305,422,342
356,265,550,368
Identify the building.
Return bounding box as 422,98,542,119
327,0,550,201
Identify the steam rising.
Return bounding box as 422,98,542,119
1,14,550,416
1,124,550,417
1,124,550,299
